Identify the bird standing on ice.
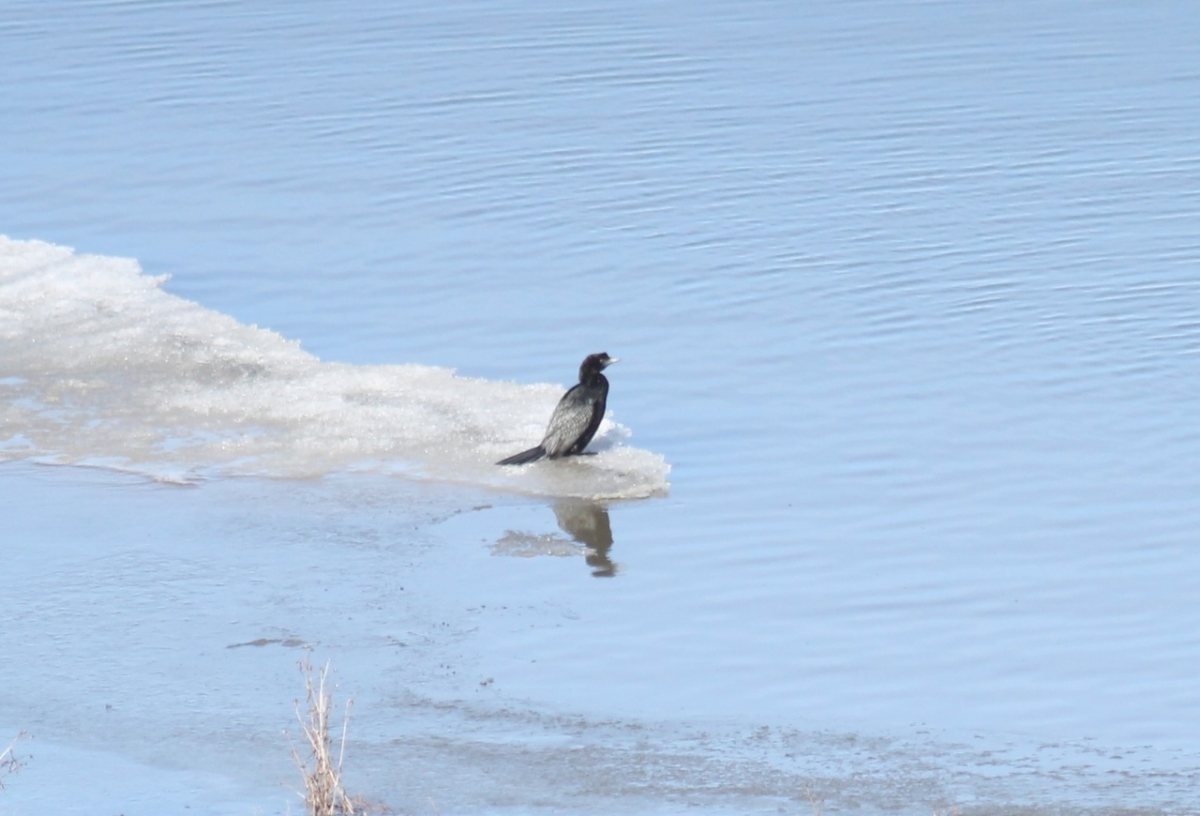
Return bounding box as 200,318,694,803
497,352,619,465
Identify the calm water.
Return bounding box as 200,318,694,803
3,1,1200,813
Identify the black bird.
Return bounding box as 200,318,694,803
497,352,619,465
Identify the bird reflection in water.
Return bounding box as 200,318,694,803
552,499,616,577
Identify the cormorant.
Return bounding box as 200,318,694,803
497,352,618,465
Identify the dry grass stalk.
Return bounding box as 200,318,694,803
294,660,363,816
803,781,825,816
0,732,25,790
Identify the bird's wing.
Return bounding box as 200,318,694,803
540,389,593,457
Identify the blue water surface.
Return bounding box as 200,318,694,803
3,1,1200,813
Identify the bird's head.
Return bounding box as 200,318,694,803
579,352,619,380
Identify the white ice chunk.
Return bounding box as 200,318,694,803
0,237,669,499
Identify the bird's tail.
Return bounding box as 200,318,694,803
496,445,547,466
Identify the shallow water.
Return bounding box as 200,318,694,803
3,1,1200,813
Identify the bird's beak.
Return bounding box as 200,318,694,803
603,357,620,367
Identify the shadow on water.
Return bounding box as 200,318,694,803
552,499,616,578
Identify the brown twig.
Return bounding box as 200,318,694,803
0,732,26,790
293,660,364,816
